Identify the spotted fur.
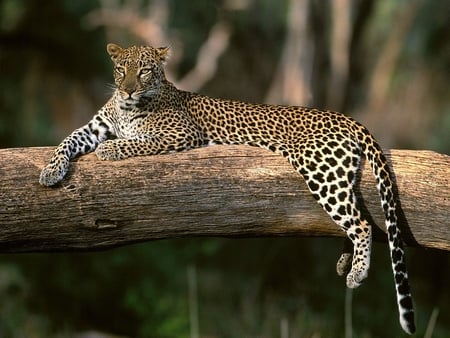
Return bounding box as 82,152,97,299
40,44,415,334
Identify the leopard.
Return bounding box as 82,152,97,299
40,43,415,334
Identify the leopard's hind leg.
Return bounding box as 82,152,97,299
292,137,372,288
320,182,372,288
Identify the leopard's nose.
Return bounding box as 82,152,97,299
120,84,136,100
120,90,134,100
122,74,137,95
122,84,136,95
120,92,130,100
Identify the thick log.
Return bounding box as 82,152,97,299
0,146,448,253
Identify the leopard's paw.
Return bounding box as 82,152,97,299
39,162,68,186
336,253,353,276
95,140,125,161
346,268,368,289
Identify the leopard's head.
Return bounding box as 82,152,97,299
107,43,170,103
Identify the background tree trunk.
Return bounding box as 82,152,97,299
0,146,448,253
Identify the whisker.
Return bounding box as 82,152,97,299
105,83,117,95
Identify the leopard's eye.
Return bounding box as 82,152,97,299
139,68,151,76
115,66,125,75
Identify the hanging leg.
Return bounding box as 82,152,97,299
294,140,372,288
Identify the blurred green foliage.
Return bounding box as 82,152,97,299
0,0,449,337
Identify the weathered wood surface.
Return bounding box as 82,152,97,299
0,146,448,253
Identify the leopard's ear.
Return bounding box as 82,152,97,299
107,43,123,63
157,46,170,64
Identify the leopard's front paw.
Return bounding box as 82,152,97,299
39,162,68,186
95,140,125,161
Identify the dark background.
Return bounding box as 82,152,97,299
0,0,449,337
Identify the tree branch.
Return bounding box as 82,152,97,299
0,146,448,253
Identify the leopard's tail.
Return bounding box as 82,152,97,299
359,128,415,334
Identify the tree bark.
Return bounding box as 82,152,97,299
0,146,448,253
